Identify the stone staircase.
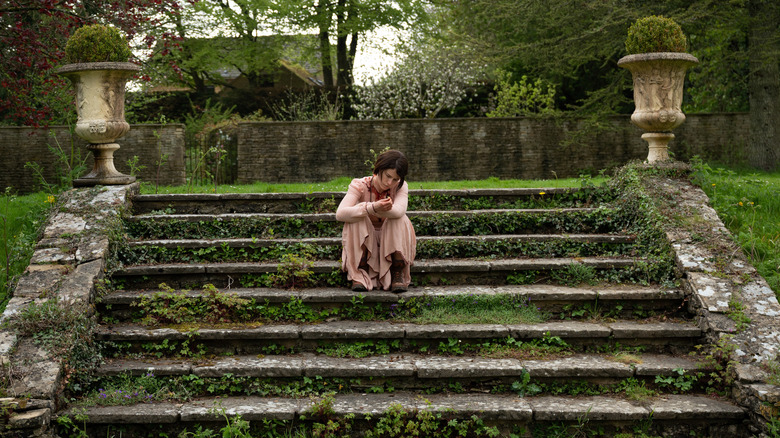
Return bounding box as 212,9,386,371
58,186,752,437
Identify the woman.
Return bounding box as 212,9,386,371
336,150,416,292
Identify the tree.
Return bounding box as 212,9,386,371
0,0,182,126
444,0,779,169
747,0,780,170
276,0,427,89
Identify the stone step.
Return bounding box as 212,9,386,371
63,393,746,437
123,208,618,240
118,233,640,266
97,353,706,383
98,320,702,355
130,187,586,215
111,257,652,290
127,233,636,249
127,208,604,223
100,284,684,321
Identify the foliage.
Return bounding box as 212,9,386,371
24,130,88,194
0,0,181,126
486,70,556,117
6,299,103,390
625,16,687,54
654,367,702,393
442,0,756,116
64,24,132,63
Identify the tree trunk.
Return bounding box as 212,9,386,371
317,0,334,87
748,0,780,171
335,0,349,87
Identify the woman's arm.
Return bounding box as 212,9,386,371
375,182,408,219
335,179,370,223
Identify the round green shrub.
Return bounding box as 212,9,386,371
65,24,132,63
625,16,687,54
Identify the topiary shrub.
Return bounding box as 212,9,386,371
625,16,687,54
64,24,132,63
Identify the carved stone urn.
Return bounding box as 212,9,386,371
57,62,139,186
618,52,699,163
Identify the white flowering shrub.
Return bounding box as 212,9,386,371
353,45,485,119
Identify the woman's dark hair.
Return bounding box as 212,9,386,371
373,149,408,188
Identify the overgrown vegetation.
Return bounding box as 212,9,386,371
0,189,51,311
691,160,780,298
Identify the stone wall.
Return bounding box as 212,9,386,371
0,124,186,194
237,113,750,183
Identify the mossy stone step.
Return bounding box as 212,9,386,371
100,284,683,321
112,257,650,290
127,208,604,223
127,233,636,249
98,320,702,355
97,353,705,382
131,188,585,215
63,393,746,437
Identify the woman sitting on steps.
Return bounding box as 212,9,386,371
336,149,417,293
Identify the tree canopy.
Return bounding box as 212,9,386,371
0,0,181,126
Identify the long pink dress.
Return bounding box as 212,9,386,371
335,176,417,291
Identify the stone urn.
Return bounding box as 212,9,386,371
618,52,699,163
57,62,139,186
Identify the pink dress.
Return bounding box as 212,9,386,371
335,177,417,291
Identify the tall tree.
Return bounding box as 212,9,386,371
277,0,427,88
0,0,182,126
445,0,778,169
747,0,780,170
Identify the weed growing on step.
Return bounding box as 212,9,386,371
693,335,738,396
77,373,360,406
316,340,402,358
398,293,549,325
5,299,103,392
654,367,702,393
130,284,385,327
765,356,780,386
726,296,752,332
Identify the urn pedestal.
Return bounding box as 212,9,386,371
57,62,139,186
617,52,699,163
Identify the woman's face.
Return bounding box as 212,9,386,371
373,168,401,193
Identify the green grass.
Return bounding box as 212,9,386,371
140,176,607,194
0,190,52,310
692,161,780,299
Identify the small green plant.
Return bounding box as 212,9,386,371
267,253,317,289
126,155,146,177
727,296,752,332
364,147,390,174
654,367,700,393
64,24,132,63
625,16,687,54
511,369,542,397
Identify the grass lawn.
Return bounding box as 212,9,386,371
140,176,607,195
1,191,53,308
692,161,780,299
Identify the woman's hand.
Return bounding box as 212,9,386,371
373,197,393,212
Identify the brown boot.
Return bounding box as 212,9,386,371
390,260,407,293
352,281,367,292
